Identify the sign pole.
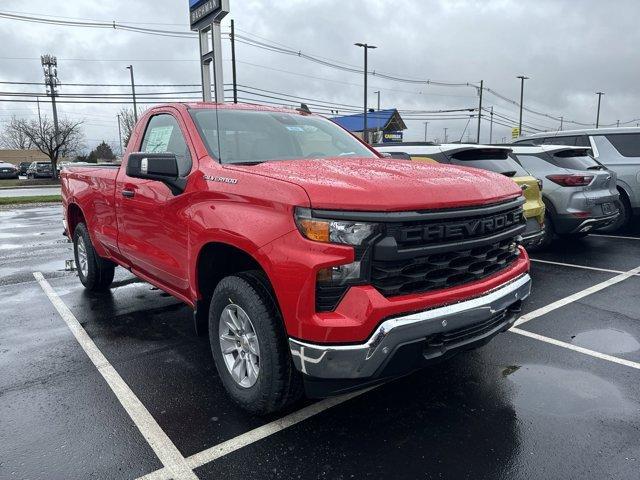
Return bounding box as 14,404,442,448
190,0,229,103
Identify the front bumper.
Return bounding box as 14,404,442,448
289,273,531,381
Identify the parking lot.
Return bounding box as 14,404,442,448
1,204,639,480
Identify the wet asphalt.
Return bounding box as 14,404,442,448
1,205,639,479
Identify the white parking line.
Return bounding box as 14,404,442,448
138,386,376,480
530,258,632,275
511,327,640,370
33,272,198,480
515,265,640,327
590,233,640,241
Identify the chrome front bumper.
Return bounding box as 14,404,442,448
289,273,531,379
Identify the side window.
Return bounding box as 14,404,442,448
140,114,192,176
604,133,640,157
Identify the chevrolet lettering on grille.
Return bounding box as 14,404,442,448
399,210,522,243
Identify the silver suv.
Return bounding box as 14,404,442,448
514,127,640,229
510,145,619,245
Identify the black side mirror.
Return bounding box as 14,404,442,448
126,152,186,195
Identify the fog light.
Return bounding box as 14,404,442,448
317,261,362,286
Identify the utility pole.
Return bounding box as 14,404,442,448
424,122,429,142
355,43,377,144
374,90,380,142
443,127,448,143
476,80,483,143
41,54,60,177
559,116,563,131
117,114,123,157
517,75,529,137
126,65,138,122
36,97,42,130
595,91,604,128
489,106,494,143
230,19,238,103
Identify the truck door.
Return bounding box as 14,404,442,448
115,112,194,296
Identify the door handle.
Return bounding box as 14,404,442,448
122,189,135,198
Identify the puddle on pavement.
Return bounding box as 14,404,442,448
506,364,636,417
572,329,640,354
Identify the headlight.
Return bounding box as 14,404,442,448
294,207,377,246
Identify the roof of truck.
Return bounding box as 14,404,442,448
175,102,313,114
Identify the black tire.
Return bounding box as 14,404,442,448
73,223,115,291
600,193,632,233
209,271,303,415
539,213,555,249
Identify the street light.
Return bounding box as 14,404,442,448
126,65,138,123
517,75,529,137
595,92,605,128
355,42,377,143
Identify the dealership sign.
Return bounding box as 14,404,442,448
190,0,228,30
383,131,403,143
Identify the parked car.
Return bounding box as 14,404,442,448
0,162,19,179
375,143,546,249
509,145,619,245
26,161,53,179
18,162,32,175
61,103,532,414
513,127,640,229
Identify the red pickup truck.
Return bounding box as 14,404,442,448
61,103,531,413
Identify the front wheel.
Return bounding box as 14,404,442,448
209,272,303,414
73,223,115,291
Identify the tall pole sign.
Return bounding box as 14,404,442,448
190,0,229,102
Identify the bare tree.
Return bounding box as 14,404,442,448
0,116,33,150
11,116,84,178
119,107,146,148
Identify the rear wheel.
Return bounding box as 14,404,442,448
209,271,303,414
539,213,555,249
73,223,115,291
600,192,632,232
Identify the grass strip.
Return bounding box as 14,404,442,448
0,195,62,205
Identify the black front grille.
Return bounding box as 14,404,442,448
371,238,520,297
369,199,525,298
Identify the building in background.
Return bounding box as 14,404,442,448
0,149,50,166
331,108,407,144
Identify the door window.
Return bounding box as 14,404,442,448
140,114,192,176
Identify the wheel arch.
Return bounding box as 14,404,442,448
193,241,282,321
67,202,86,237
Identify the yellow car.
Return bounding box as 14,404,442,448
376,144,545,249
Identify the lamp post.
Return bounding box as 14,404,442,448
354,43,377,143
517,75,529,137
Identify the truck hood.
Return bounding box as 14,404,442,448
226,157,522,211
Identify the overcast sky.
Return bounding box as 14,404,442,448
1,0,639,153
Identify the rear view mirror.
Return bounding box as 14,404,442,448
126,153,186,195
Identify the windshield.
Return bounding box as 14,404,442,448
189,109,377,164
448,149,530,177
